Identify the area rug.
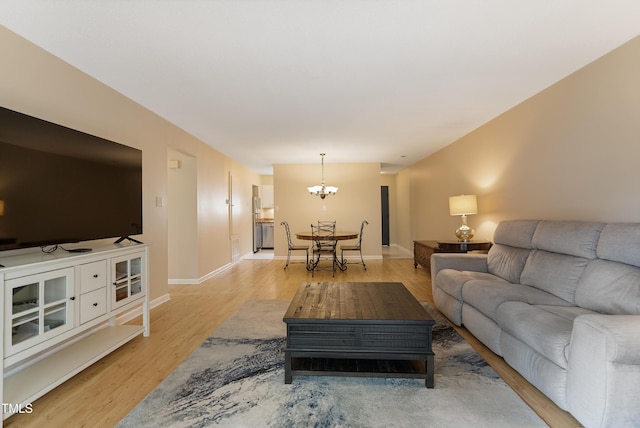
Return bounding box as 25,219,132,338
117,299,546,428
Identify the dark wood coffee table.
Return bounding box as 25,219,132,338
283,281,435,388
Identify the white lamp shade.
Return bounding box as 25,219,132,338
449,195,478,216
323,185,338,194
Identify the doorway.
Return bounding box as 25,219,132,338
381,185,390,246
167,148,198,280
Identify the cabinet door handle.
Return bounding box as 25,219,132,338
93,303,98,307
93,274,99,278
70,296,76,301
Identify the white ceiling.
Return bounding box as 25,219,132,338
1,1,639,175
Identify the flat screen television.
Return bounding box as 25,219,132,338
0,106,143,252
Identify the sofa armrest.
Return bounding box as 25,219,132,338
430,253,488,279
567,314,640,428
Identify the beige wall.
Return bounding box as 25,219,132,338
273,162,382,258
394,168,413,251
0,27,260,296
398,36,640,248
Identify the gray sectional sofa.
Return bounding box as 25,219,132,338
431,220,640,428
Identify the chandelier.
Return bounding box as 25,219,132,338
307,153,338,199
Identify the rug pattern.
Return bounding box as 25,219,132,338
117,300,546,427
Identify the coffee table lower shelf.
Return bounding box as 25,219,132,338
285,352,434,388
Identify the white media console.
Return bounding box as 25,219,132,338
0,243,150,422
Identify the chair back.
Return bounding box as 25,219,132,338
280,221,294,249
355,220,369,248
317,220,336,230
311,222,336,251
316,220,336,233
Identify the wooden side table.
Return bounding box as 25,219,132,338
413,240,492,271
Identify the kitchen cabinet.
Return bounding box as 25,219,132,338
261,185,274,208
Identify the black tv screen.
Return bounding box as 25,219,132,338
0,106,143,251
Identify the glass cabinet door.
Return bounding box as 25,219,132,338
114,259,129,303
111,254,144,308
130,257,142,297
5,267,75,356
11,282,40,345
43,275,69,333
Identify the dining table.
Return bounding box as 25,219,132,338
295,230,359,271
295,231,359,242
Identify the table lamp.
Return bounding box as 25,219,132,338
449,194,477,242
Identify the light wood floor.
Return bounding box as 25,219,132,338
5,256,581,427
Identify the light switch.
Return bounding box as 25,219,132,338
155,196,165,207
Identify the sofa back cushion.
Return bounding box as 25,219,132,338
531,221,604,258
493,219,540,248
574,223,640,315
519,221,604,303
487,220,539,283
597,223,640,268
487,245,531,284
520,250,590,303
576,260,640,315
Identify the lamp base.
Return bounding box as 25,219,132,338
455,225,475,242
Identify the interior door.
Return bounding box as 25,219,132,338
381,186,390,246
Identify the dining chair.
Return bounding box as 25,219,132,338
280,221,309,270
310,222,337,277
340,220,369,270
315,220,337,252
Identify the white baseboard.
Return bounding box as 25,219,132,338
389,243,413,255
168,259,241,285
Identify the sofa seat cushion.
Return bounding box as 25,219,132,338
496,302,597,369
435,269,507,301
461,280,572,321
